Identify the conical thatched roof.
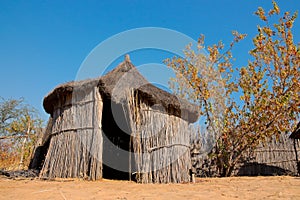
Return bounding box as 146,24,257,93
43,58,200,123
43,78,99,114
98,60,148,100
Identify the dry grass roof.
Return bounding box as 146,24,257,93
43,59,200,123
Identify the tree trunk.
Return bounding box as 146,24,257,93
19,137,27,170
19,121,30,170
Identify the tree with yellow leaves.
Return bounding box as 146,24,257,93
165,1,299,177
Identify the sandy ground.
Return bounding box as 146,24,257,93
0,176,299,200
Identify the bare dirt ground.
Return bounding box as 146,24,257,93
0,176,299,200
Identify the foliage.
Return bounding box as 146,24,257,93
0,97,43,170
165,1,299,177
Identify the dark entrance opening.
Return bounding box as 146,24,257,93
29,138,51,170
101,99,135,180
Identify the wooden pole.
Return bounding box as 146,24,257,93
129,135,132,181
19,121,30,170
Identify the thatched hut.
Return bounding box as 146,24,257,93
236,133,300,176
235,125,300,176
32,56,199,183
192,132,300,177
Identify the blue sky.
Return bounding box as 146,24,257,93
0,0,299,121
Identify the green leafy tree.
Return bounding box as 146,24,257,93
165,1,299,177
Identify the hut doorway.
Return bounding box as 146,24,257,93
29,138,51,170
101,100,135,180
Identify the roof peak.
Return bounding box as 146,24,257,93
125,54,130,62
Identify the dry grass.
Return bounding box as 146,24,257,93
0,176,299,200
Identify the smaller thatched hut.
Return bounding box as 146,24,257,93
236,133,300,176
31,56,200,183
192,131,300,177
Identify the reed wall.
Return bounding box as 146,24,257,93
40,87,103,180
127,90,192,183
191,133,300,177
